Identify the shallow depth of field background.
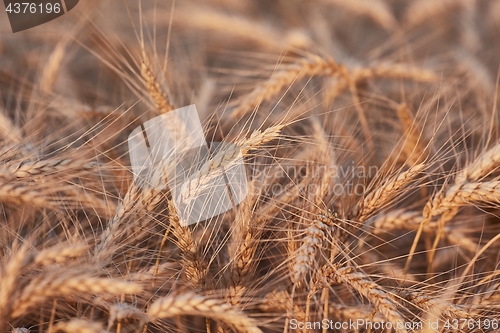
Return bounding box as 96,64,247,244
1,1,500,333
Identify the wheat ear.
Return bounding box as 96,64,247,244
358,164,424,222
315,264,408,333
141,56,174,114
369,210,478,252
455,142,500,183
179,124,282,204
396,103,428,167
33,243,88,266
229,56,339,120
226,182,262,305
11,272,142,318
0,181,60,208
424,181,500,218
400,291,470,319
107,303,148,330
96,185,163,258
0,107,22,144
147,292,262,333
0,158,96,178
53,319,108,333
0,243,31,325
167,199,207,289
291,217,331,284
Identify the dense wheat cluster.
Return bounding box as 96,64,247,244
2,0,500,332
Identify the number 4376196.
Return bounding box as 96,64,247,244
6,2,61,14
444,319,498,330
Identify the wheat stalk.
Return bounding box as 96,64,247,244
107,303,148,330
0,158,96,178
147,292,262,333
291,217,331,284
314,264,408,333
358,164,425,222
424,181,500,218
11,272,142,318
455,143,500,183
141,57,174,114
0,181,60,208
229,56,339,120
179,124,282,204
53,319,108,333
166,199,207,289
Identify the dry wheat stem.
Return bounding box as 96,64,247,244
147,292,262,333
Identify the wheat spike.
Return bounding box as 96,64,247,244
179,124,282,204
396,103,428,166
229,56,339,120
147,292,262,333
33,243,88,266
166,199,207,289
456,143,500,183
359,164,424,222
315,264,408,333
425,181,500,218
107,303,148,330
291,217,330,284
53,319,108,333
11,272,142,318
141,57,174,114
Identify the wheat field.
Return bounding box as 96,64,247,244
1,0,500,332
